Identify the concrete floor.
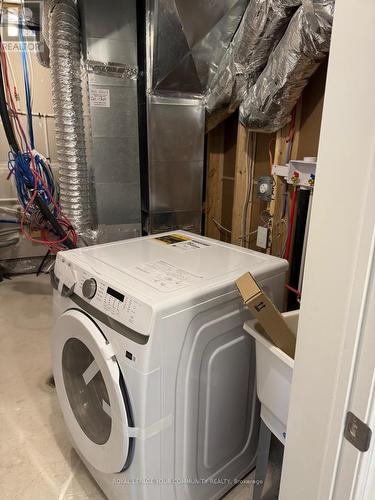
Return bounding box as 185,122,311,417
0,275,282,500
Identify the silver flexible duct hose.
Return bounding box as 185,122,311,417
205,0,301,131
35,44,50,68
49,0,92,232
42,0,52,47
240,0,334,132
35,0,52,68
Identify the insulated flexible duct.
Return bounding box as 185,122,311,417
205,0,301,131
42,0,52,47
240,0,334,132
49,0,92,232
35,0,51,68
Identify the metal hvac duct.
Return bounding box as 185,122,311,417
46,0,254,238
41,0,334,241
43,0,142,242
240,0,335,132
49,0,93,234
78,0,142,242
205,0,301,131
141,0,248,234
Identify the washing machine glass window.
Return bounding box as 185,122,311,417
53,309,133,473
62,338,112,445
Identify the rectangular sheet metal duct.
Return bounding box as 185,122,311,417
79,0,142,242
143,95,205,234
140,0,249,234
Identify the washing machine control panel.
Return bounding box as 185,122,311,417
77,271,151,335
54,257,152,336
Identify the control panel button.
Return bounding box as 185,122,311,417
82,278,97,299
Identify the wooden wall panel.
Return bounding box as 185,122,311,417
297,62,327,159
205,122,225,240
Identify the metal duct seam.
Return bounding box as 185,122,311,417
49,0,93,232
239,0,335,133
86,60,138,80
205,0,301,131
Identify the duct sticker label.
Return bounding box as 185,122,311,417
90,88,110,108
125,260,203,292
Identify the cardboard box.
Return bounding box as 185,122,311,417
236,272,296,359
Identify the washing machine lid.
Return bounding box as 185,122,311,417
57,231,288,307
53,309,133,474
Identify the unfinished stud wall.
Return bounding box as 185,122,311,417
204,61,327,305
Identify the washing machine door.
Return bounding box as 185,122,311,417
52,309,133,474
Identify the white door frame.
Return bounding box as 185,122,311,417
279,1,375,498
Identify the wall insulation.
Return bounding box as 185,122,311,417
240,0,335,133
205,0,301,131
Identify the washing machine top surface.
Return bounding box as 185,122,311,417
54,231,287,335
59,231,286,297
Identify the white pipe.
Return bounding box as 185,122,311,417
298,189,313,292
16,111,55,119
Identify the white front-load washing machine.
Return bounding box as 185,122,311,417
51,231,287,500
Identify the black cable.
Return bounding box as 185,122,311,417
33,194,75,249
0,56,19,152
287,189,310,310
0,9,19,152
36,249,51,276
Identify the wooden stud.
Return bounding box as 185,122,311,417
268,127,288,256
205,122,225,240
248,132,276,252
268,101,302,256
231,122,253,246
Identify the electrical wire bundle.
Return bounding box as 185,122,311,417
8,150,59,220
0,11,76,253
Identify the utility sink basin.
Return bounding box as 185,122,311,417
244,311,299,444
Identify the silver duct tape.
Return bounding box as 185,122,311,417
240,0,334,133
205,0,301,130
49,0,93,232
86,60,138,80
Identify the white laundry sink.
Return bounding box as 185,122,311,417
244,311,299,444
